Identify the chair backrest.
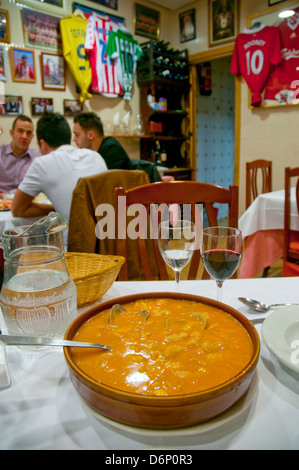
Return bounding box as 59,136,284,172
283,167,299,272
115,180,239,281
246,159,272,209
67,170,150,281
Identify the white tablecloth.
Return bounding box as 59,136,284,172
0,278,299,450
239,188,299,238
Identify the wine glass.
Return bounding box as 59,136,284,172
158,220,196,288
201,226,242,302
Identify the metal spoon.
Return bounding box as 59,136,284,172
238,297,299,313
0,333,110,350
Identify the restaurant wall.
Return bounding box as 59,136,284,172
0,0,172,158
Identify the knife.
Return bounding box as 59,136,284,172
0,335,110,350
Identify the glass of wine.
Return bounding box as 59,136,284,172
158,220,196,288
201,226,242,302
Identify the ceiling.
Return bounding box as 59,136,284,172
149,0,194,10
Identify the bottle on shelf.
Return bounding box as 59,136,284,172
160,142,168,167
154,140,162,166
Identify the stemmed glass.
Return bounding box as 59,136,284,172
201,226,242,302
158,220,196,288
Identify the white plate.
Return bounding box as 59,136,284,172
81,368,260,438
262,306,299,373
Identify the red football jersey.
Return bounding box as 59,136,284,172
264,8,299,104
231,25,282,106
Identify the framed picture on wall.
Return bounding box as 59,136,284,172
209,0,239,47
0,9,10,44
41,52,66,90
0,95,23,115
31,97,54,116
63,99,83,116
22,7,62,52
268,0,288,5
179,9,196,42
134,3,160,40
89,0,117,9
11,48,36,83
0,46,7,81
72,3,125,24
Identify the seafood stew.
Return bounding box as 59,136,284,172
70,298,254,397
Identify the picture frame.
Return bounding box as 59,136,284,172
63,99,83,116
0,46,7,82
72,3,125,24
134,3,160,40
88,0,118,10
11,47,36,83
0,8,10,44
23,0,64,7
247,2,299,108
209,0,239,47
179,9,196,43
31,97,54,116
22,7,62,52
41,52,66,90
268,0,288,5
0,96,23,115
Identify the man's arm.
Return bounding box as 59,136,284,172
11,189,54,218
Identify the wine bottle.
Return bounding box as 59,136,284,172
161,142,168,166
155,140,162,166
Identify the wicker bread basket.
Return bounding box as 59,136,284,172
65,252,125,307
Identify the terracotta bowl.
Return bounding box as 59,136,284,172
64,292,260,430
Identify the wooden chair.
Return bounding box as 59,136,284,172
246,160,272,209
115,180,239,281
283,166,299,276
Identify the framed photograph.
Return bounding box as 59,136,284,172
22,7,62,52
0,96,23,115
209,0,239,47
22,0,64,7
0,46,7,81
11,48,36,83
41,52,66,90
180,9,196,43
63,99,83,116
0,9,10,44
268,0,288,5
31,97,53,116
134,3,160,40
89,0,117,10
72,3,125,24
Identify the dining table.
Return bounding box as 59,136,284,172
238,188,299,278
0,277,298,450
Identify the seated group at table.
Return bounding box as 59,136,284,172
0,111,139,224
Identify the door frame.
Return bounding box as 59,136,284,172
189,44,240,186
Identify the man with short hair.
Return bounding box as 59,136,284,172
73,112,134,170
0,114,40,194
11,112,107,221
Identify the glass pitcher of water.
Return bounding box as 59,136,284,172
0,213,77,338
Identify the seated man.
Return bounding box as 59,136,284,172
0,114,40,195
73,112,134,170
11,112,107,222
